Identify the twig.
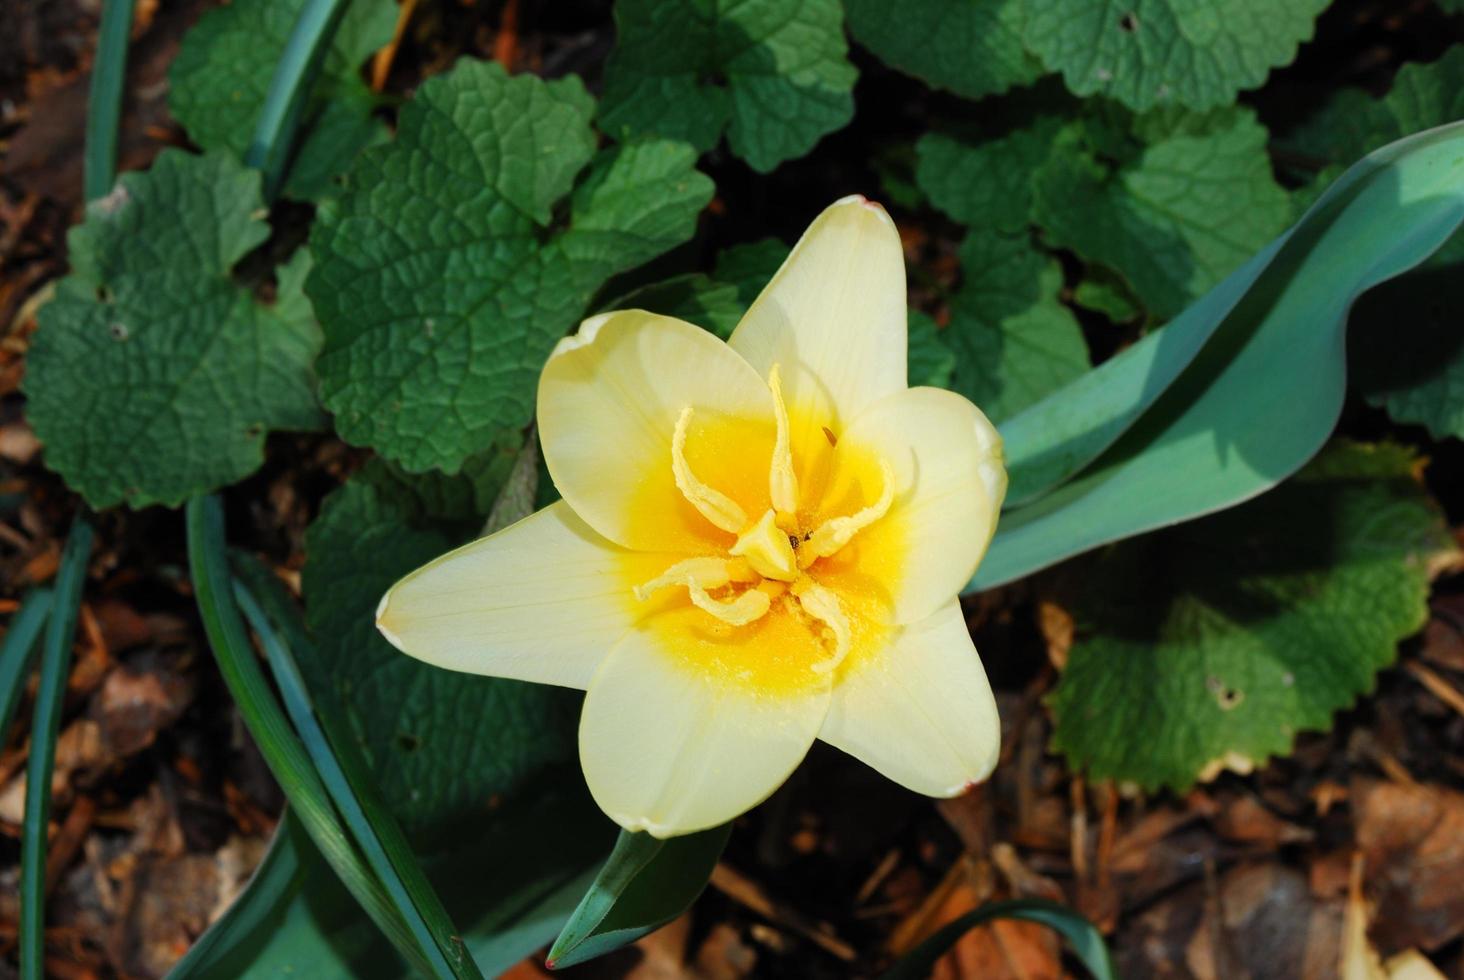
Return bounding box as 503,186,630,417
1405,660,1464,718
710,863,855,961
370,0,420,92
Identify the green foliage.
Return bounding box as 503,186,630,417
844,0,1041,101
169,0,395,200
908,312,956,389
1024,0,1329,110
1032,107,1290,319
1050,442,1454,790
308,59,712,473
944,230,1089,424
301,456,582,839
916,119,1064,235
881,899,1115,980
547,825,731,968
599,0,856,172
25,150,324,510
1287,48,1464,439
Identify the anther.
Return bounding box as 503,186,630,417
800,458,896,566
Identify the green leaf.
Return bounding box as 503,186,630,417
1286,47,1464,438
169,0,394,200
713,238,788,306
1023,0,1329,111
24,150,324,510
308,59,712,473
1032,107,1290,319
916,119,1065,234
908,311,956,389
301,456,582,839
880,899,1115,980
972,121,1464,590
598,0,856,172
1050,441,1454,791
1072,268,1142,323
547,824,731,969
186,495,439,976
944,230,1089,424
0,590,53,747
604,274,745,338
20,521,91,980
844,0,1042,101
233,563,485,979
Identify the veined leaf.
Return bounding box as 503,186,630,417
24,151,324,509
308,60,712,473
599,0,856,172
1050,441,1454,790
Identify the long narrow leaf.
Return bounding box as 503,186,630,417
183,494,437,977
166,809,308,978
19,520,92,980
0,589,54,741
880,899,1116,980
973,122,1464,591
547,824,731,969
247,0,354,198
231,558,484,980
83,0,135,201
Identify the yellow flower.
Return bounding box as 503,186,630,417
376,197,1006,837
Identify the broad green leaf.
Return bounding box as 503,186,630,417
1072,268,1142,323
301,455,581,839
945,230,1089,424
598,0,857,172
1050,442,1454,790
908,312,956,389
916,119,1065,234
881,899,1115,980
604,274,745,338
547,824,731,969
1023,0,1329,111
1032,107,1290,319
713,238,789,305
308,59,712,473
168,0,395,200
24,150,324,510
972,122,1464,590
1287,47,1464,438
844,0,1042,101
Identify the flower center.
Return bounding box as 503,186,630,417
635,365,894,673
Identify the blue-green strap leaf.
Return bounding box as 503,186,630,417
879,899,1116,980
974,121,1464,591
231,556,484,979
547,824,732,970
0,589,55,743
20,520,93,980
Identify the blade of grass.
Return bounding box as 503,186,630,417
247,0,354,198
84,0,135,201
19,520,92,980
0,589,55,741
184,494,439,977
166,809,307,978
231,557,485,980
879,899,1116,980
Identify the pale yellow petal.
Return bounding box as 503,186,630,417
815,386,1006,625
538,310,776,553
820,600,1000,795
578,611,833,837
376,502,655,690
728,196,907,459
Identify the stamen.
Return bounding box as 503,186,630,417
672,407,748,535
730,509,798,582
800,458,896,566
791,579,851,673
768,365,799,517
634,556,754,601
688,579,771,626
